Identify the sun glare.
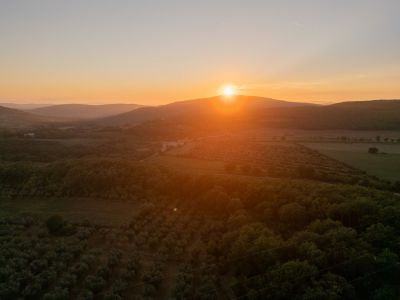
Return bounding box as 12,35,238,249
222,85,235,97
216,84,240,109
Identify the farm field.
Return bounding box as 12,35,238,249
243,128,400,142
2,171,400,300
304,142,400,182
0,205,215,300
149,155,225,175
1,139,400,299
166,137,371,185
150,155,274,184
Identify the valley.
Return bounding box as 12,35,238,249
1,97,400,299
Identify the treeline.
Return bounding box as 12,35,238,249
0,139,156,162
0,159,167,198
0,139,90,162
0,157,398,200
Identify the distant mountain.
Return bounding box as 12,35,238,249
4,97,399,130
94,95,315,127
92,97,400,131
258,99,400,130
0,103,50,110
0,106,50,128
30,103,144,120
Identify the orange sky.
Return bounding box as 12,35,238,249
2,74,400,105
1,1,400,105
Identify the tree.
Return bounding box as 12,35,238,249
303,273,355,300
45,215,65,235
43,288,69,300
362,223,397,250
85,275,106,293
372,286,398,300
76,290,93,300
266,260,318,299
279,203,308,229
368,147,379,154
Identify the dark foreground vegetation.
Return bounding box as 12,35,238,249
1,158,400,299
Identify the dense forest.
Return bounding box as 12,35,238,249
1,158,400,299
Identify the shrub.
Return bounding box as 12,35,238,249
45,215,65,235
368,147,379,154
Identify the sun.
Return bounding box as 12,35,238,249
222,85,236,97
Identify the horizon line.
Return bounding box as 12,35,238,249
1,95,400,107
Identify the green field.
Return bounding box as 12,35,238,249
304,142,400,182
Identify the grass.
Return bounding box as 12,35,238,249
304,142,400,182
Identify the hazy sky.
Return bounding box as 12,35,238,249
1,0,400,105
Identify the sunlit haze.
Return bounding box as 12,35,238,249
1,0,400,105
222,85,236,96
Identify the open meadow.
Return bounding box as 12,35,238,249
304,142,400,182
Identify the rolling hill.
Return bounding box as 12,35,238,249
0,106,51,128
93,95,315,127
0,103,50,110
92,97,400,131
258,99,400,130
30,103,144,120
3,97,400,130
